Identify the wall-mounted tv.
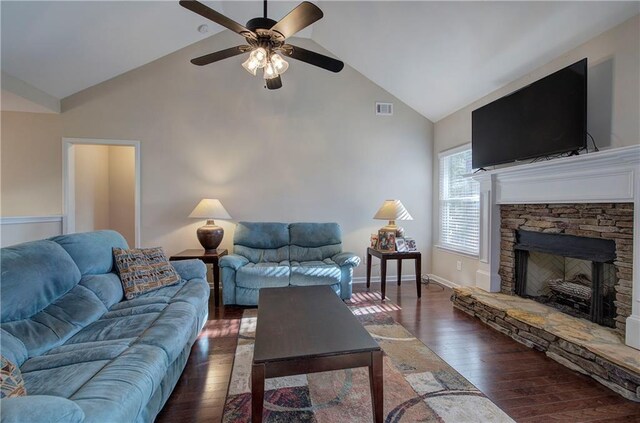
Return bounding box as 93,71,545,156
472,58,587,169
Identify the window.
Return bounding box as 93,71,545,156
439,146,480,255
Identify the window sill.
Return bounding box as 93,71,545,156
434,244,479,259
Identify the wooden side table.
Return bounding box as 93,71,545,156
366,247,421,301
170,249,228,307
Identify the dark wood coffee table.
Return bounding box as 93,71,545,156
252,286,383,422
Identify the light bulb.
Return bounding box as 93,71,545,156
249,48,267,68
242,57,259,76
263,61,278,80
271,54,289,75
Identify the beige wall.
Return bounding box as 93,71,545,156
72,144,136,246
1,111,63,216
108,146,136,246
74,144,110,233
2,32,434,277
432,15,640,286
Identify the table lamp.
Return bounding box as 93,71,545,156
373,199,413,237
189,199,231,252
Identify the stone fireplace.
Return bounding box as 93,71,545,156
499,203,633,335
470,145,639,349
450,146,640,400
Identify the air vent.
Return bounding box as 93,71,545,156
375,102,393,116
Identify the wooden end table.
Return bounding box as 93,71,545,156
366,247,421,301
169,249,228,307
252,286,383,423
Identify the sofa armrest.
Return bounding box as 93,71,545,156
170,259,207,280
1,396,85,423
219,254,249,271
332,252,361,268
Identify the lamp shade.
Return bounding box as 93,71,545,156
373,200,413,221
188,199,231,219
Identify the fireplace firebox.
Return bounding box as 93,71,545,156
514,230,617,327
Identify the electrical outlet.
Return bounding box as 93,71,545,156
456,260,462,271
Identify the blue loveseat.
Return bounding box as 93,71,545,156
0,230,209,423
220,222,360,305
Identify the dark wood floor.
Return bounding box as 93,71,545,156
156,283,640,422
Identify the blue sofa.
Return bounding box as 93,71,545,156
220,222,360,305
0,231,209,423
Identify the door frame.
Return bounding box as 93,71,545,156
62,137,141,247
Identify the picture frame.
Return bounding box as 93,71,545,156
396,237,408,252
405,237,417,251
377,229,396,252
370,233,379,249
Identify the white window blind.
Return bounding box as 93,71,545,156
439,147,480,255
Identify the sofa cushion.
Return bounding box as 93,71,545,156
136,302,198,363
65,311,161,345
78,273,124,309
289,223,342,261
234,245,289,264
169,259,207,281
0,329,27,367
70,344,169,423
1,355,26,398
1,240,81,323
50,230,128,276
289,223,342,247
2,285,108,357
290,260,342,286
113,247,180,300
168,278,210,310
235,222,290,249
0,395,85,423
236,262,290,289
234,222,290,264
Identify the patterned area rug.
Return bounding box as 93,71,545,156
222,292,514,422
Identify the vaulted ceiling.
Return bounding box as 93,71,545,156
1,1,638,121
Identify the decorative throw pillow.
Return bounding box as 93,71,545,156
113,247,181,300
1,355,26,398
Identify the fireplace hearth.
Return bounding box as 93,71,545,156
514,230,617,327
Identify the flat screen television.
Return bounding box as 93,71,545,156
472,58,587,169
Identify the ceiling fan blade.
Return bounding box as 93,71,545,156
281,44,344,73
270,2,323,39
190,46,249,66
179,0,256,38
266,76,283,90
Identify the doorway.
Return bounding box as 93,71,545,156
63,138,140,247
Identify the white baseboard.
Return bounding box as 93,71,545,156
352,275,417,284
426,274,459,289
352,274,459,289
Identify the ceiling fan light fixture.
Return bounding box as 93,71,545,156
249,47,268,67
242,57,259,76
271,54,289,75
263,61,278,80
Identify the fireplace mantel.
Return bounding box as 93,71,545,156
471,145,640,349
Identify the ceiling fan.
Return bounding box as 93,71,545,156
179,0,344,90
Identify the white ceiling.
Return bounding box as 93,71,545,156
1,1,639,121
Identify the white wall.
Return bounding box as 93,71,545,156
0,219,62,247
432,15,640,286
2,32,434,277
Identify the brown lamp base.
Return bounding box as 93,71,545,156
197,219,224,252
